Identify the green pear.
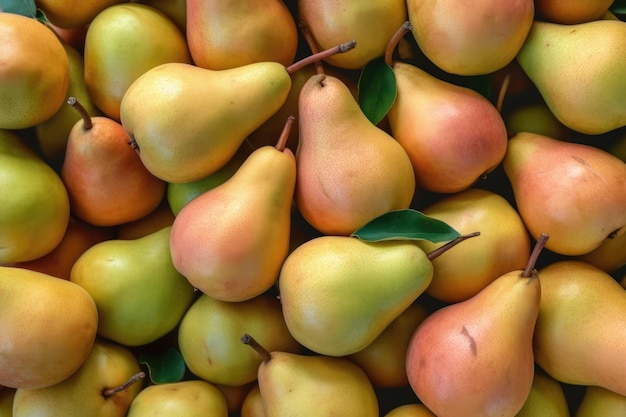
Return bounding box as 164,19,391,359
135,0,186,32
515,369,570,417
0,266,98,389
0,129,70,264
169,121,296,302
407,0,535,75
70,226,196,346
384,403,437,417
533,260,626,396
405,236,546,416
295,73,416,236
12,339,144,417
242,334,380,416
387,60,509,193
516,19,626,135
177,292,301,387
575,386,626,417
126,380,229,417
0,388,15,417
278,235,434,356
503,131,626,256
84,3,192,121
504,102,570,141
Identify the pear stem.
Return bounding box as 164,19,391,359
298,21,325,75
67,96,93,130
496,73,511,114
427,231,481,261
384,21,413,67
275,116,295,152
522,233,549,278
102,371,145,397
241,333,272,363
286,40,356,75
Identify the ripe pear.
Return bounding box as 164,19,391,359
384,403,437,417
178,292,301,387
407,0,534,75
534,0,615,24
278,235,434,357
116,201,175,240
415,188,531,303
70,226,196,346
126,380,229,417
295,73,416,235
577,230,626,274
533,260,626,396
35,0,125,28
61,97,167,227
136,0,186,32
187,0,298,70
516,19,626,135
515,369,570,417
84,3,192,121
0,266,98,389
240,384,265,417
243,334,380,416
0,13,69,130
576,386,626,417
170,121,296,302
0,129,70,264
504,102,570,141
0,388,15,417
387,61,508,193
405,236,546,416
503,131,626,256
12,338,144,417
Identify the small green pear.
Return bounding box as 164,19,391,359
70,226,196,347
575,385,626,417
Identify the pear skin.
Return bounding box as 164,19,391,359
515,369,570,417
240,384,265,417
503,132,626,256
533,260,626,396
534,0,615,25
575,386,626,417
406,268,541,416
278,235,433,357
384,403,437,417
36,0,126,28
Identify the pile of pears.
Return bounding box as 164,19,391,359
1,0,626,416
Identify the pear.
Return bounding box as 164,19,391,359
242,334,380,416
504,102,570,141
384,403,437,417
84,3,192,121
278,235,435,357
407,0,534,75
0,266,98,389
575,386,626,417
116,201,175,240
70,226,196,347
187,0,298,70
534,0,615,24
0,13,69,130
295,73,416,236
36,0,125,28
405,235,548,417
503,131,626,256
577,230,626,274
126,380,229,417
0,129,70,264
135,0,186,32
0,388,15,417
515,369,570,417
240,384,265,417
61,97,167,227
213,382,254,415
177,292,301,387
533,260,626,396
169,119,296,302
516,19,626,135
12,339,144,417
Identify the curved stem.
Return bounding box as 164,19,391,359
67,96,93,130
384,21,413,67
241,334,272,363
298,21,324,75
427,231,481,261
102,371,145,397
286,40,356,75
522,233,549,278
275,116,295,152
496,73,511,114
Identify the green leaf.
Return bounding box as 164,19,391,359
351,209,461,243
0,0,37,17
358,57,397,125
139,347,186,384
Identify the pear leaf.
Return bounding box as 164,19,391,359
0,0,36,16
138,347,186,384
351,209,461,243
358,56,397,125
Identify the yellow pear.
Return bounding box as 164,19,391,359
534,0,615,24
12,339,144,417
240,384,265,417
135,0,186,32
577,230,626,274
515,369,570,417
126,380,229,417
0,388,15,417
384,403,437,417
533,260,626,396
0,266,98,389
36,0,125,28
575,385,626,417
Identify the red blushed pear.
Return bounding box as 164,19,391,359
169,117,297,302
61,97,166,227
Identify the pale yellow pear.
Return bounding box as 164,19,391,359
384,403,437,417
515,370,570,417
533,260,626,396
575,386,626,417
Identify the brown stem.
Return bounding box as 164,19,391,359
522,233,549,278
496,73,511,114
286,40,356,75
67,96,93,130
427,231,481,261
241,334,272,362
102,371,145,397
275,116,295,152
384,21,413,67
298,21,325,75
